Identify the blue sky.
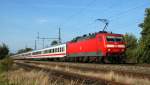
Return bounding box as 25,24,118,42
0,0,149,53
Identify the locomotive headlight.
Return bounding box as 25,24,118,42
107,48,111,52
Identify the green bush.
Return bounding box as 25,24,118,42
0,57,13,85
138,8,150,63
0,43,9,60
0,57,13,72
124,33,138,63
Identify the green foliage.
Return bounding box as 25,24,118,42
0,57,13,72
124,33,138,63
0,43,9,60
0,57,13,85
0,73,7,85
138,8,150,63
51,40,58,46
124,33,138,49
17,48,33,54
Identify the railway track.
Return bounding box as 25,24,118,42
15,60,150,85
22,60,150,78
15,61,127,85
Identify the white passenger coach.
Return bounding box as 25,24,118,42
13,44,66,59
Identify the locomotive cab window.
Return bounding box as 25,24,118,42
115,37,124,42
106,36,123,42
106,36,115,42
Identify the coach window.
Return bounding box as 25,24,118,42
60,47,62,52
37,51,40,54
44,50,47,53
57,48,59,52
62,47,64,52
61,47,63,52
51,49,53,53
49,49,51,53
56,48,57,52
52,49,54,53
60,47,63,52
56,48,58,52
53,49,55,53
51,49,52,53
59,48,60,52
54,48,56,52
46,50,48,53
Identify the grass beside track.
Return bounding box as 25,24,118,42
6,68,84,85
17,60,150,85
0,61,85,85
15,62,126,85
0,58,14,85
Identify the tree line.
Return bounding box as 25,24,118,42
124,8,150,63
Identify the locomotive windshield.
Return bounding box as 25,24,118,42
106,36,123,42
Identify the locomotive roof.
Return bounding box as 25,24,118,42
70,31,123,42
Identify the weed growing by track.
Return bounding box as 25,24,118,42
0,60,85,85
6,68,85,85
33,63,150,85
0,57,13,85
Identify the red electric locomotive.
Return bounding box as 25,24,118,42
67,31,126,63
